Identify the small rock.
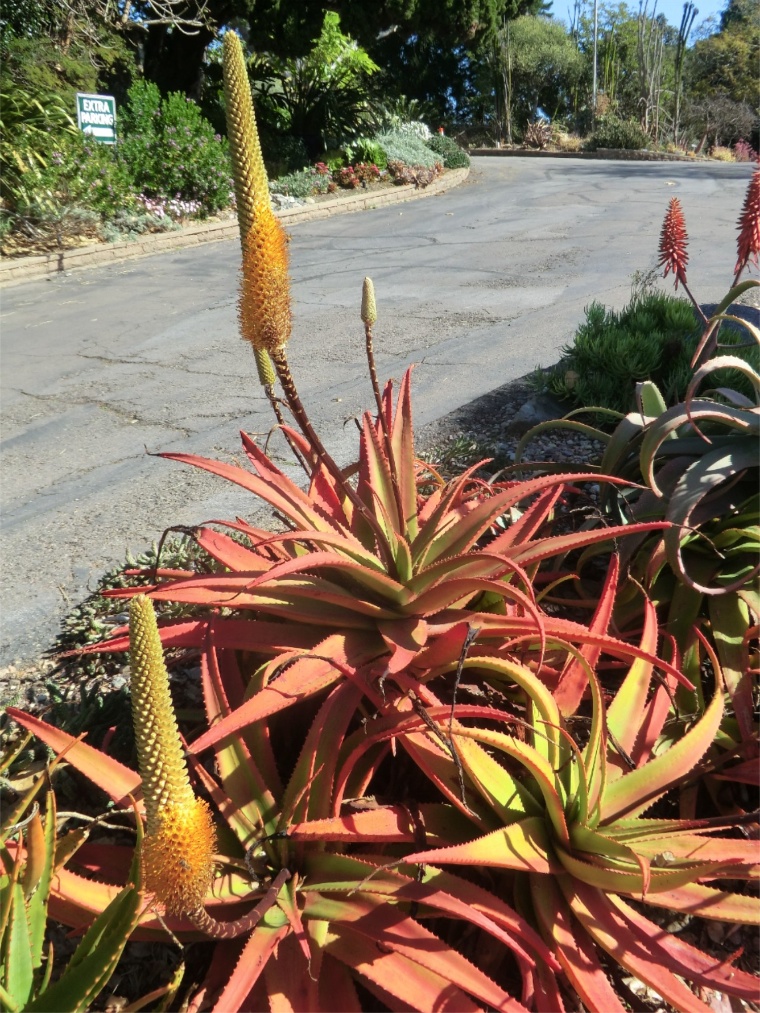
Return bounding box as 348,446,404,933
502,393,569,437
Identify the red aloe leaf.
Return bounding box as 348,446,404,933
640,882,760,923
409,619,472,671
241,549,409,603
632,832,760,876
327,928,481,1012
86,617,321,656
606,594,658,764
712,756,760,784
390,368,418,540
403,575,542,628
147,576,392,626
198,643,278,840
307,852,558,981
487,486,563,552
161,447,345,537
402,817,557,873
456,723,570,844
194,527,270,571
530,874,626,1013
377,616,429,673
271,882,314,984
189,632,383,754
420,473,631,567
212,923,291,1013
554,554,619,717
289,802,471,846
508,521,670,567
279,680,363,825
600,647,723,822
412,458,494,559
565,881,714,1013
445,612,693,691
408,550,523,597
6,709,140,804
264,931,318,1010
333,697,540,824
361,407,401,528
312,894,526,1012
629,662,681,769
316,954,362,1012
608,891,760,1001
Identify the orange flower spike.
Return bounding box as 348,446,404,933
734,165,760,282
129,594,216,915
658,197,689,289
239,208,292,354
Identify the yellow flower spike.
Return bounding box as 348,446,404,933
223,30,292,356
129,594,216,915
361,276,377,326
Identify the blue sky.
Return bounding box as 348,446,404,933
558,0,727,37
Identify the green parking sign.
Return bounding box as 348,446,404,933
76,93,117,144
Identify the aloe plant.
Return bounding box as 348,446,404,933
0,739,143,1013
516,175,760,793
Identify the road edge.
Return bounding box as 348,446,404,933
0,167,470,288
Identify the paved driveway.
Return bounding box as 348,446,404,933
1,156,754,664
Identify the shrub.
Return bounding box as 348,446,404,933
269,166,332,199
2,129,136,250
375,129,440,168
118,80,232,215
387,158,443,187
540,293,706,415
425,133,470,168
588,115,648,150
733,138,758,161
710,144,736,161
354,162,380,184
100,209,180,244
343,136,387,169
552,128,583,151
333,164,360,188
34,133,134,217
523,120,552,149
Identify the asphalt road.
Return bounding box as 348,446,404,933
1,155,755,665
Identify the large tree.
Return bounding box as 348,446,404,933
687,0,759,110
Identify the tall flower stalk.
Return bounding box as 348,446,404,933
658,197,706,322
734,165,760,284
130,594,289,936
222,31,391,532
223,30,312,470
129,594,217,916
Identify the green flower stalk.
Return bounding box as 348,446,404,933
361,276,383,417
361,276,377,326
129,594,217,916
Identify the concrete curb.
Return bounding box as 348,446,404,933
0,167,469,288
469,147,702,162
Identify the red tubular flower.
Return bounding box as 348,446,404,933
658,197,689,289
735,166,760,279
